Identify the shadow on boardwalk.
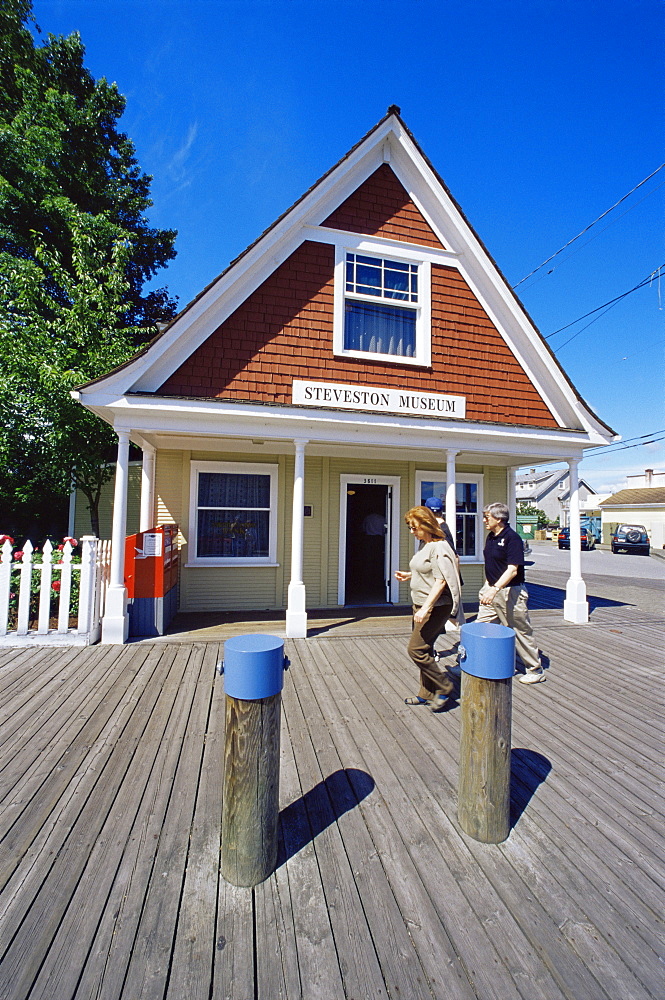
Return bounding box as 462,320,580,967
0,603,663,1000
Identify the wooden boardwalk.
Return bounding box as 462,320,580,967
0,603,663,999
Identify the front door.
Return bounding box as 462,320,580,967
339,476,400,606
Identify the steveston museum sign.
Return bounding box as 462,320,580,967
292,379,466,418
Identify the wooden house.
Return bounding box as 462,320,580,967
74,108,615,641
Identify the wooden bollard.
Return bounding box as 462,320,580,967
220,634,288,886
457,622,514,844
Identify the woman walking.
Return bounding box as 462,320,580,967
394,506,462,711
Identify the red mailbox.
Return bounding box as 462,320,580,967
124,524,179,637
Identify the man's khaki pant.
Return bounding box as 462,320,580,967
476,584,541,672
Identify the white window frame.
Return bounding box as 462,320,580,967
188,460,279,566
415,471,484,562
333,242,431,366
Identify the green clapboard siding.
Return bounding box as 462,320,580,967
73,462,141,540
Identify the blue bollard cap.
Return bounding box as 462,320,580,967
221,633,286,700
459,621,515,680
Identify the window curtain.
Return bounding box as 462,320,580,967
344,301,415,357
197,473,271,557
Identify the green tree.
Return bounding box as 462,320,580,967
0,204,140,536
0,1,178,536
0,0,178,336
516,502,549,529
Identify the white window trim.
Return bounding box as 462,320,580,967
333,244,431,366
188,460,279,566
415,470,484,562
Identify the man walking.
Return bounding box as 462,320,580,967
477,502,545,684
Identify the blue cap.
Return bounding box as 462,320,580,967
424,497,443,513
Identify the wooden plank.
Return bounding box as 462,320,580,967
304,637,560,1000
264,659,346,1000
0,644,94,737
279,645,392,1000
509,658,664,809
507,758,664,952
0,647,159,919
0,644,186,1000
254,723,304,1000
0,645,154,889
292,639,475,1000
71,645,204,1000
334,636,624,996
506,788,664,997
511,697,665,868
113,646,212,1000
212,880,255,1000
0,645,134,826
165,643,224,1000
0,645,73,698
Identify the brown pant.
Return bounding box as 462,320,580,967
409,601,455,699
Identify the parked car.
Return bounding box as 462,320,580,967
611,524,650,555
558,527,596,550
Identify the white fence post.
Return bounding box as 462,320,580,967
17,542,34,636
77,536,97,638
38,540,54,634
57,541,73,633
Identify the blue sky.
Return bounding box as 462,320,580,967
32,0,665,493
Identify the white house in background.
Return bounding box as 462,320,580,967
624,468,664,489
599,473,665,548
516,468,597,525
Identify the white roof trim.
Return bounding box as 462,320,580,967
73,390,606,465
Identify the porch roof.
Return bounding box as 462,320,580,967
71,388,597,468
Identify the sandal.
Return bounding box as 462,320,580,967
404,696,429,705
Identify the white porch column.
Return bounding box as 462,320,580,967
445,449,457,530
102,430,130,644
286,438,308,638
140,444,156,532
508,466,519,526
563,458,589,624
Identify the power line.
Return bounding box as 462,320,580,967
513,163,665,288
517,179,665,294
585,429,665,455
545,265,664,341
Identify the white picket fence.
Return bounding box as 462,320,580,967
0,536,112,646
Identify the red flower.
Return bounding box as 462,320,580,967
57,544,64,551
63,536,78,547
51,580,61,592
0,535,14,545
13,551,24,561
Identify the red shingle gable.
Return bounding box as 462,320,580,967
322,164,444,248
157,242,557,428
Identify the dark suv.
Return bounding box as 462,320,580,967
558,526,596,550
611,524,650,555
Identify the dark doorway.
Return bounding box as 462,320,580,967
344,483,392,605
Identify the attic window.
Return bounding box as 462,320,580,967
333,247,431,365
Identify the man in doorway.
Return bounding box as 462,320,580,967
477,502,545,684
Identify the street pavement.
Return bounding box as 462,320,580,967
525,540,665,617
